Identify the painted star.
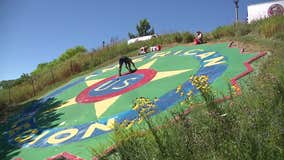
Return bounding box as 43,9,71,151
47,56,192,119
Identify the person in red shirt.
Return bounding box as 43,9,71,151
194,31,203,45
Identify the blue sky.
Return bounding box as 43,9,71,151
0,0,269,81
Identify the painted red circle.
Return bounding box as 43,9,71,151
76,69,157,103
268,4,284,16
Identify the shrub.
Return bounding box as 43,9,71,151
273,32,284,41
235,22,252,36
182,32,194,43
173,32,183,43
257,16,284,38
211,25,235,39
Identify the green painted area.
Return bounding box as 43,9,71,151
51,103,96,127
56,83,87,102
194,43,256,95
2,43,260,160
164,43,256,96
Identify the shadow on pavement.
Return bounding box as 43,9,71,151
0,97,64,160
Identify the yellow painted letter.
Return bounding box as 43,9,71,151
204,56,226,67
47,128,78,145
82,118,115,139
196,52,216,59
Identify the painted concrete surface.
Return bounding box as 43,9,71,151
1,43,264,160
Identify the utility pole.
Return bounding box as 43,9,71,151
102,41,105,48
234,0,239,23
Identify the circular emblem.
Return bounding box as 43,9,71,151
76,69,157,103
268,4,284,16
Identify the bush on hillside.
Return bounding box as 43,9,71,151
273,32,284,41
211,25,235,39
174,32,183,43
257,16,284,38
182,32,194,43
58,46,87,62
235,22,252,36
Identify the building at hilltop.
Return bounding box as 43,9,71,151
247,0,284,23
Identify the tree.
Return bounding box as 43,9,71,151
58,46,87,62
128,19,155,38
32,62,49,75
19,73,37,96
128,32,137,39
0,80,15,89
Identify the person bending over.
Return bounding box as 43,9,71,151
118,56,137,76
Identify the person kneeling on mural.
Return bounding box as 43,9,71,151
194,31,203,45
118,56,137,76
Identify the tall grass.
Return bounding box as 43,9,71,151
211,25,236,39
210,16,284,40
256,16,284,38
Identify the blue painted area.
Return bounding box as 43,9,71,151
42,77,85,101
6,48,228,148
29,109,140,147
89,74,144,97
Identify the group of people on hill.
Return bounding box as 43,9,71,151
139,44,162,55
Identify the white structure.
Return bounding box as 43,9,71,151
127,34,158,45
247,0,284,23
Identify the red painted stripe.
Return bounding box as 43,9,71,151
47,152,84,160
231,51,266,94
